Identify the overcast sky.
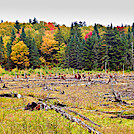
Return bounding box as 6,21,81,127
1,0,134,26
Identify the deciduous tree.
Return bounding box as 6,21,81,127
11,41,29,69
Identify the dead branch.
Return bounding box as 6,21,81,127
24,101,101,133
67,109,101,127
50,104,102,134
110,115,134,119
109,76,129,105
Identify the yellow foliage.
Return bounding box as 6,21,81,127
0,22,16,36
39,56,46,64
3,36,11,60
40,30,58,55
11,41,29,67
0,65,4,73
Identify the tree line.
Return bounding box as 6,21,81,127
0,18,134,71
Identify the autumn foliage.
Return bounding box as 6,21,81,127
11,41,29,68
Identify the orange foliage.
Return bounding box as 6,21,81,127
40,30,58,55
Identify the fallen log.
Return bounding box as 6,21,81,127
0,93,23,98
50,104,102,134
25,101,101,133
110,115,134,119
42,86,65,94
109,76,129,105
67,109,101,127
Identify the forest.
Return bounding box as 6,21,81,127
0,18,134,71
0,18,134,134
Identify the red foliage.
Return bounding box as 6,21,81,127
85,32,92,41
116,26,124,32
45,22,55,31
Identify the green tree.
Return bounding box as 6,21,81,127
54,27,64,47
20,27,26,44
102,26,126,70
132,23,134,36
83,31,98,70
6,28,16,69
6,42,14,69
65,22,83,69
0,36,4,66
94,23,100,39
29,38,40,68
10,28,16,44
14,20,21,33
32,17,38,24
120,31,130,69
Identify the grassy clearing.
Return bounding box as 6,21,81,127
0,71,134,134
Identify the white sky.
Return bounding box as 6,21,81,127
1,0,134,27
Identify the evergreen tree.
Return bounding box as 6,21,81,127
120,31,130,69
65,22,83,69
102,27,125,70
110,23,113,29
0,36,4,66
69,34,78,68
83,31,99,70
127,26,133,69
14,20,21,33
10,28,16,44
54,27,64,47
94,23,100,39
6,42,14,69
29,19,32,24
132,23,134,36
64,39,72,68
20,27,26,44
32,17,38,24
92,31,100,70
25,30,32,48
6,29,16,69
29,38,40,68
127,26,132,43
79,39,86,69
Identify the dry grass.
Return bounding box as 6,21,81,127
0,72,134,134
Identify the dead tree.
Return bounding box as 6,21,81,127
109,75,128,104
75,74,77,79
78,74,81,80
50,104,102,134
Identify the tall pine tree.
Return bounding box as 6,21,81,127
20,27,26,44
83,31,99,70
6,28,16,69
29,38,40,68
65,22,83,69
0,36,4,66
14,20,21,33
